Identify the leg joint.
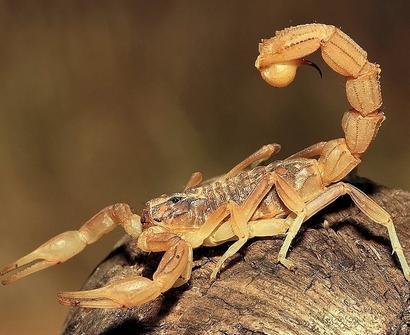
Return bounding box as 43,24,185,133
110,203,134,223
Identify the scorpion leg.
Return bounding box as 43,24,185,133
184,173,277,278
184,173,274,249
204,171,303,277
182,143,279,193
285,141,327,160
303,182,410,280
184,171,203,190
58,229,191,308
208,218,291,244
248,218,291,237
277,213,305,270
225,143,281,178
186,172,290,279
209,202,250,279
274,172,307,270
0,204,141,285
210,173,283,279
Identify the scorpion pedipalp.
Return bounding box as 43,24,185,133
0,231,87,285
58,276,162,308
0,204,141,285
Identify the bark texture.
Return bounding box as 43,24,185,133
62,176,410,335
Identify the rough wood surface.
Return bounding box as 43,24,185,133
62,176,410,335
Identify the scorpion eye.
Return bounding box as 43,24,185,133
169,196,184,204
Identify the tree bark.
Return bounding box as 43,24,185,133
62,176,410,335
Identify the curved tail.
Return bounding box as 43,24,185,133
255,23,385,185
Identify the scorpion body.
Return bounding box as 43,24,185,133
1,23,409,309
184,158,321,227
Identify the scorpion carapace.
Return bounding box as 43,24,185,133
1,23,408,309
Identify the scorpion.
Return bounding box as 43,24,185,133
1,23,409,309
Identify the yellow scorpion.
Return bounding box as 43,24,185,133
1,23,408,309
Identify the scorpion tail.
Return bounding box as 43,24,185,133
255,23,385,185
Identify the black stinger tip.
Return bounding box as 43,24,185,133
302,59,323,78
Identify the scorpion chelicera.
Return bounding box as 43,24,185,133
2,23,409,308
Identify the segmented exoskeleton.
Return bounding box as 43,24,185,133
1,23,408,309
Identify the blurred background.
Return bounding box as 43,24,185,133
0,1,409,333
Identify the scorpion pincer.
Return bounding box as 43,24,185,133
1,23,408,309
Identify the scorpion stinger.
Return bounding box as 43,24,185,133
301,59,323,78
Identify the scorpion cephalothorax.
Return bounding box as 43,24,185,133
1,23,408,309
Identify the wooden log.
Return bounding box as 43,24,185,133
62,176,410,335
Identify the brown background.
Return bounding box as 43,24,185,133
0,1,409,334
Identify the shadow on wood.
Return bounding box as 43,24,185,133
62,176,410,335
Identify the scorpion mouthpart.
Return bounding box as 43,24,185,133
140,208,154,228
301,59,323,78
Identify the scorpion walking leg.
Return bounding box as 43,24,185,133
303,182,410,280
185,173,276,247
184,143,280,191
184,173,277,278
278,213,306,270
0,204,141,285
225,143,281,178
206,170,306,272
184,171,203,190
248,218,291,237
58,229,191,308
210,173,285,278
184,144,280,191
205,218,290,245
274,172,307,270
210,202,250,279
285,142,327,160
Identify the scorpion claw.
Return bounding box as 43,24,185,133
0,255,57,285
57,275,162,309
1,231,88,285
58,291,124,309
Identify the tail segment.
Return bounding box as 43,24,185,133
255,23,385,185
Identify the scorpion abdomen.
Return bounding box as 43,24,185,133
192,158,324,224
